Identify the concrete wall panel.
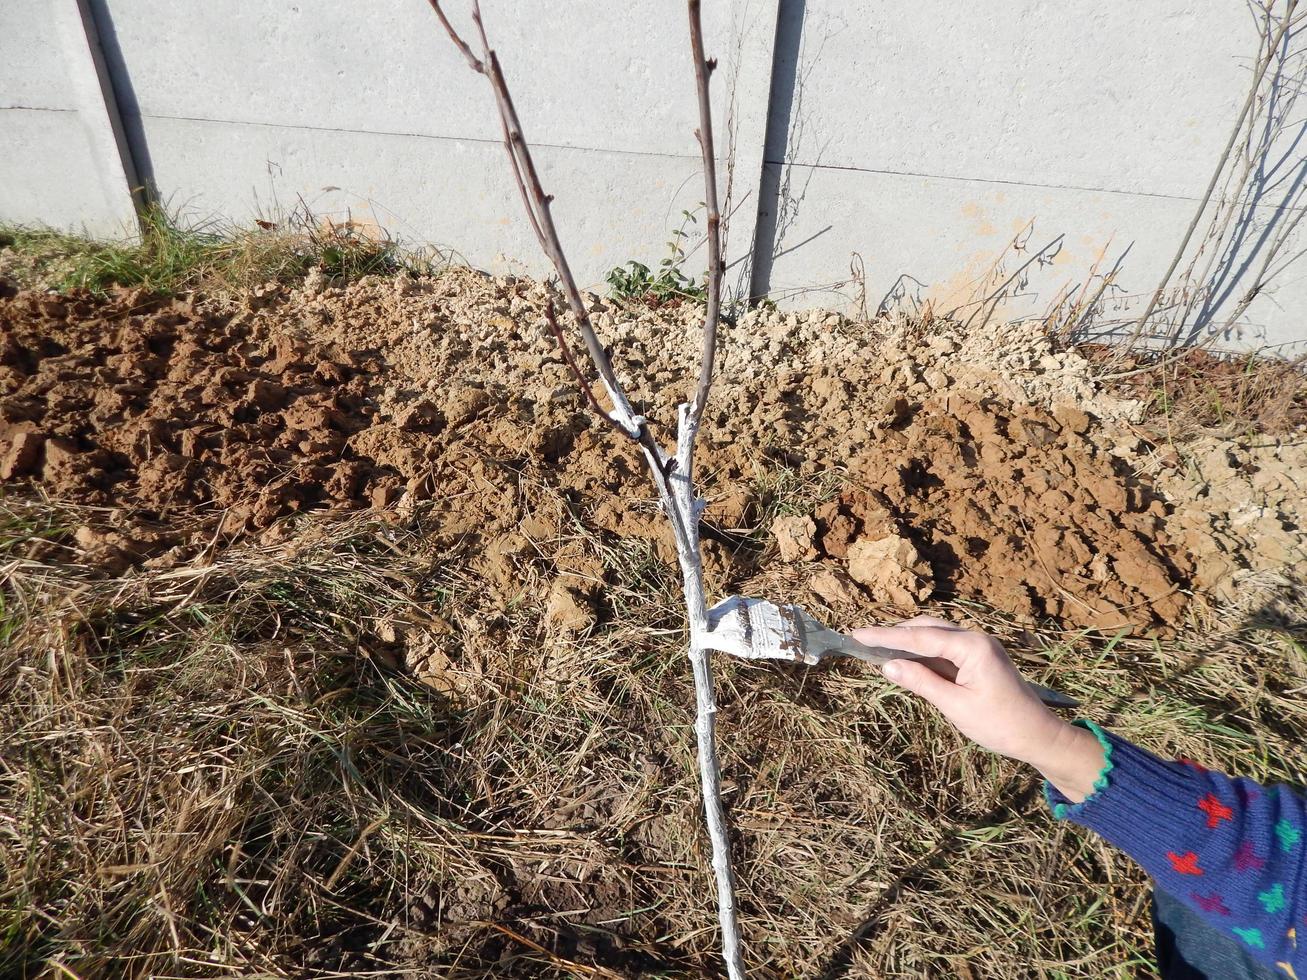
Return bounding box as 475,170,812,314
777,2,1252,198
89,0,779,288
759,164,1307,352
133,113,725,292
92,1,748,156
1,1,138,235
759,1,1307,352
0,109,121,232
2,1,78,109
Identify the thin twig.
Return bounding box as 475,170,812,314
543,300,615,424
1130,0,1299,343
1097,346,1217,382
1223,197,1307,326
478,42,633,420
431,1,640,436
686,0,723,433
1170,12,1299,339
964,234,1065,331
424,0,484,72
428,2,702,561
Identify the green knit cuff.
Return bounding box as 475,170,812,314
1044,719,1114,820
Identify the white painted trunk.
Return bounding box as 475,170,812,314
635,404,744,980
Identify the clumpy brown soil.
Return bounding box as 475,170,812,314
1081,342,1307,435
1,272,1304,633
0,290,388,558
820,396,1187,629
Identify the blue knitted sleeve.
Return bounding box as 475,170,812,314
1046,721,1306,975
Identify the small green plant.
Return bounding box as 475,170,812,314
1150,388,1174,416
606,207,707,305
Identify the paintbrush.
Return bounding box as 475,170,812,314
702,595,1078,709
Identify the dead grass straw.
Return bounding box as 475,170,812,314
1,489,1304,977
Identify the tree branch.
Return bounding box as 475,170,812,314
426,4,707,560
428,0,645,440
424,0,484,72
542,300,615,424
467,5,643,438
685,0,723,437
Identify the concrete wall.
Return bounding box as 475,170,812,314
85,0,778,297
3,1,1305,353
1,1,138,236
754,1,1307,352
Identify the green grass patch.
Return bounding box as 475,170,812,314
0,202,452,297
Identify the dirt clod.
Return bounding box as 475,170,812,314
773,514,818,562
1,271,1302,636
809,566,863,607
0,430,41,479
544,580,598,634
847,532,934,609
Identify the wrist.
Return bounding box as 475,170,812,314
1006,710,1077,768
1030,723,1107,804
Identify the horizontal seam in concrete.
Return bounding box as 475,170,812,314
0,105,78,113
763,157,1259,208
128,111,709,164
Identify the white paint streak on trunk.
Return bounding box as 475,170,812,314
639,404,743,980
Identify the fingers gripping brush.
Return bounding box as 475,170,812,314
702,596,1078,709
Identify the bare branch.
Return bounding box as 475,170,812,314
677,9,743,978
1130,0,1299,342
685,0,723,436
430,0,646,441
480,85,633,426
424,3,713,551
430,4,708,567
542,300,616,424
424,0,484,73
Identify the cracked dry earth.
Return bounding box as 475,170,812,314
0,270,1304,641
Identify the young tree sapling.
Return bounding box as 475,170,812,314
424,2,745,974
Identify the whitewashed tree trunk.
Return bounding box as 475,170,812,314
426,4,745,975
659,406,744,979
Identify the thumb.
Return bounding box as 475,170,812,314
882,658,962,712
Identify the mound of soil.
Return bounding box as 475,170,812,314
814,396,1186,629
1,272,1303,634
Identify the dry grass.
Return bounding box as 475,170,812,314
0,203,455,299
0,501,460,977
1082,343,1307,437
2,484,1305,979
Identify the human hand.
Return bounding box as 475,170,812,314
853,617,1104,802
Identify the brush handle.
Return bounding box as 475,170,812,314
841,642,1079,710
